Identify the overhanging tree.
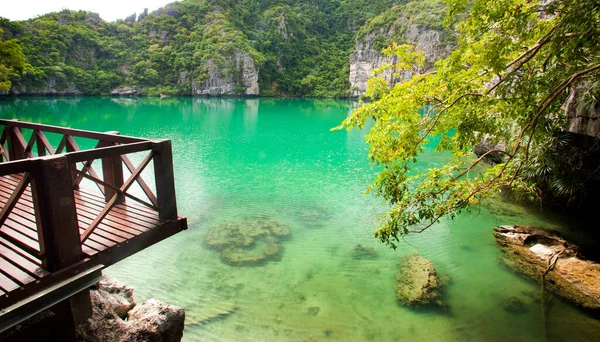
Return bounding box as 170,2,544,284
337,0,600,248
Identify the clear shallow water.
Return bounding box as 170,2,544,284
1,97,599,341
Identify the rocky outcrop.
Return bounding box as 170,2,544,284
110,86,140,96
473,134,507,164
395,253,444,307
494,225,600,310
191,52,259,96
349,4,454,97
76,275,185,342
10,77,81,96
563,83,600,138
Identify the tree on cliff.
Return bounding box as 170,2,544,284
0,28,27,92
337,0,600,248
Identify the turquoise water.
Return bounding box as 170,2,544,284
1,97,599,341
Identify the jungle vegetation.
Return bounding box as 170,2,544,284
339,0,600,247
0,0,423,97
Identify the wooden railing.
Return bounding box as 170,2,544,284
0,119,178,272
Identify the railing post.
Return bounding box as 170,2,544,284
99,135,124,203
152,140,178,220
7,126,26,161
31,155,83,272
31,156,91,338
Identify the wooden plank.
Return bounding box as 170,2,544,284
0,237,41,266
77,227,113,249
0,229,39,254
72,169,156,210
0,120,146,144
66,141,153,164
0,272,19,292
77,189,159,216
78,223,124,245
0,190,38,227
74,205,143,237
0,159,31,176
74,194,156,231
81,151,154,243
0,173,32,228
0,255,36,285
4,219,38,241
0,241,47,277
75,215,131,242
74,188,161,227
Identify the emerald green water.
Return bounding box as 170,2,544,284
1,97,599,341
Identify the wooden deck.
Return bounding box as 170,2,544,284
0,119,187,323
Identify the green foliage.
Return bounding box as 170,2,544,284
0,28,27,91
338,0,600,248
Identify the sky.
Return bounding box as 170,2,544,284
2,0,181,22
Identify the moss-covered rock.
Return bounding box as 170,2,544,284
204,218,290,266
352,244,378,259
395,253,444,307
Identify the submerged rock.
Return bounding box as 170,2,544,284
494,225,600,311
395,253,444,307
76,275,185,342
204,217,290,266
352,244,378,260
295,206,331,229
186,301,237,326
502,296,527,314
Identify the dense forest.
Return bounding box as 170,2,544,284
0,0,448,97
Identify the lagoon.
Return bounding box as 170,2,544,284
0,97,598,341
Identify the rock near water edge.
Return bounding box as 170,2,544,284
76,275,185,342
494,225,600,311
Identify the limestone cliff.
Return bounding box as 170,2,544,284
349,1,454,97
563,83,600,138
189,52,259,96
11,77,82,96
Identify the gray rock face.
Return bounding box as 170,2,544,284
191,52,259,96
11,77,81,96
89,275,136,319
111,86,140,96
349,21,453,97
77,275,185,342
473,134,507,164
395,253,444,307
563,83,600,138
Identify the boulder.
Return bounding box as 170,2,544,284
110,86,140,96
127,299,185,342
89,275,135,319
395,253,444,307
494,225,600,310
77,275,185,342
